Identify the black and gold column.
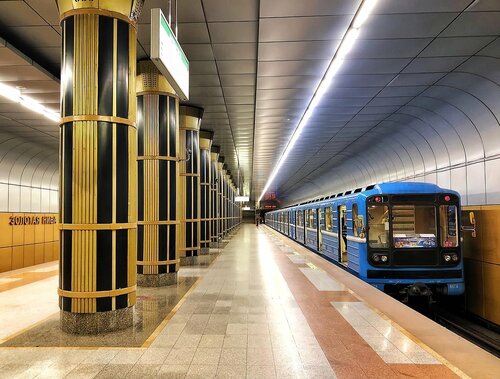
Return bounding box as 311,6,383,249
217,157,225,242
209,146,220,248
223,167,230,237
199,130,213,255
229,182,235,232
178,105,203,265
57,0,143,333
136,61,179,287
227,178,233,233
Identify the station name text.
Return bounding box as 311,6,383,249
9,216,57,226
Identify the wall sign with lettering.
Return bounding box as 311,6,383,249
9,215,57,226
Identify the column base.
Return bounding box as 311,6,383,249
137,272,177,287
60,306,133,335
200,247,210,255
180,256,199,266
209,241,218,248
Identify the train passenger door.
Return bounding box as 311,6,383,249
338,205,348,265
318,208,323,251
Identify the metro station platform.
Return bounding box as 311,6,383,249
0,224,497,379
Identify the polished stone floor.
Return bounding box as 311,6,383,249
0,224,496,378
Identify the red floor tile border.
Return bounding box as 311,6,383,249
262,227,461,379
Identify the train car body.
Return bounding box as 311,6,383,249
265,183,465,298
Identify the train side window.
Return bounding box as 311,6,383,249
352,204,358,236
309,209,316,228
297,211,303,227
440,205,458,247
325,207,333,231
368,205,389,248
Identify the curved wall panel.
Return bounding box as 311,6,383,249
284,53,500,207
0,132,58,213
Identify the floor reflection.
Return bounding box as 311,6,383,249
1,258,219,348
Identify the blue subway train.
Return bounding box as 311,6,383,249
265,183,465,299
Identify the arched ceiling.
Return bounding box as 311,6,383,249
0,0,499,204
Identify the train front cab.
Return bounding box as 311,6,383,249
363,191,465,298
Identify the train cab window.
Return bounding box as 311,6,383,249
368,205,389,248
392,205,436,248
352,204,358,236
325,207,333,231
440,205,458,247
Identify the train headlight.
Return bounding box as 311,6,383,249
443,254,451,262
371,254,388,264
451,253,458,262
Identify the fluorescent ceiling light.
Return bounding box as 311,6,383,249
258,0,377,202
242,206,251,211
336,28,359,58
0,81,60,123
235,196,249,202
353,0,378,28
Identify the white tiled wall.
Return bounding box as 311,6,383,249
2,183,58,213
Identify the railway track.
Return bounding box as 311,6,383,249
431,305,500,358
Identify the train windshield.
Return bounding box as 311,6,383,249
392,205,436,248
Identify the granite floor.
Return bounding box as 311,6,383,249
0,224,493,378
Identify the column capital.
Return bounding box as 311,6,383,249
137,60,178,97
56,0,144,23
180,105,203,131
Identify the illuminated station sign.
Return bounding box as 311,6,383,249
151,8,190,100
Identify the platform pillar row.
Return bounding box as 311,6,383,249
57,0,144,334
209,146,220,248
199,131,213,255
178,105,203,265
136,61,180,287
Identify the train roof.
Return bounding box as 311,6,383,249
370,182,457,195
268,182,459,212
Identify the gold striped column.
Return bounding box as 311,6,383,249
229,181,235,232
217,157,225,242
57,0,144,334
178,105,203,265
209,146,220,247
223,168,230,237
199,130,213,255
227,178,233,233
136,61,179,287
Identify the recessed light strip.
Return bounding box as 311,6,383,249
0,82,60,123
257,0,378,203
